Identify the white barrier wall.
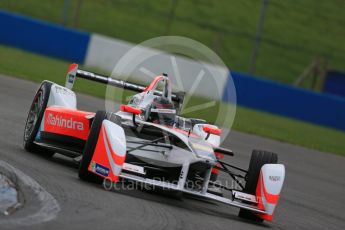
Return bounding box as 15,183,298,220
85,34,229,100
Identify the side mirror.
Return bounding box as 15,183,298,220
203,125,221,140
120,105,142,126
120,105,142,115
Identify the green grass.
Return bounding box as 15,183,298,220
232,107,345,155
1,45,344,156
0,0,345,86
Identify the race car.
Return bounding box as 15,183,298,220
23,63,285,223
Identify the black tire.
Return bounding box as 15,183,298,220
23,81,55,157
78,110,107,183
238,150,278,222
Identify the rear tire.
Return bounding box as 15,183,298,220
23,81,55,157
238,150,278,222
78,110,107,183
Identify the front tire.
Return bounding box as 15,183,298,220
238,150,278,222
23,81,55,157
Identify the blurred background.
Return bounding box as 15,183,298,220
2,0,344,88
0,0,344,155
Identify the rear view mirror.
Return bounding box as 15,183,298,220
120,105,142,126
203,125,222,136
120,105,142,115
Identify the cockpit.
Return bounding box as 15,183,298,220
128,74,177,125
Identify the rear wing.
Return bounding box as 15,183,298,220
65,63,184,104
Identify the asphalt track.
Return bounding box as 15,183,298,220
0,74,344,230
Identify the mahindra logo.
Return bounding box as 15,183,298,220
47,113,84,131
269,175,281,182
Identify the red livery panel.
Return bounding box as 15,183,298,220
44,106,94,140
88,124,126,182
256,172,281,221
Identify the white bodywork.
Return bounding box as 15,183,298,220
193,123,220,147
101,120,126,176
47,83,77,109
39,82,77,132
258,164,285,215
117,111,217,166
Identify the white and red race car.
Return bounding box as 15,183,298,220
23,63,285,223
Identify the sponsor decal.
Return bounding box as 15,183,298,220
237,194,255,202
89,161,96,171
150,108,176,114
190,142,214,153
35,131,41,140
233,191,257,203
55,85,74,96
68,74,75,84
122,163,146,175
47,113,84,131
90,161,109,177
179,169,184,179
269,175,281,182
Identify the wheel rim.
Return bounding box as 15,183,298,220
24,90,43,140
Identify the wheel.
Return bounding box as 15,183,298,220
238,150,278,222
78,110,107,183
23,81,55,157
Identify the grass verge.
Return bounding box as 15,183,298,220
0,45,344,155
1,0,345,84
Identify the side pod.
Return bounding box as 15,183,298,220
256,164,285,221
88,120,127,182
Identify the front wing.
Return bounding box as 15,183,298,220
118,172,267,214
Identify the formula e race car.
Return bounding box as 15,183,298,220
23,63,285,222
